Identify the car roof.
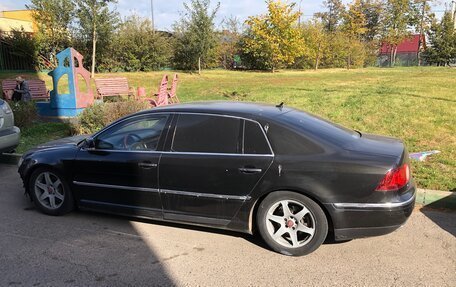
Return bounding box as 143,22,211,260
136,101,293,121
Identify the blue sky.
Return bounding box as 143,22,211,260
0,0,448,31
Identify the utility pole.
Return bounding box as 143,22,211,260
417,0,427,66
452,0,456,29
298,0,303,27
151,0,155,33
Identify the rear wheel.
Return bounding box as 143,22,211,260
257,191,328,256
29,167,74,216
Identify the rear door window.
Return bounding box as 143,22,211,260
243,120,272,155
172,114,241,154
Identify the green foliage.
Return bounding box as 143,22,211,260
9,101,38,129
4,29,39,69
381,0,418,66
242,0,304,72
316,0,346,32
73,0,120,73
27,0,75,66
173,0,220,72
218,16,242,69
110,15,173,72
297,20,329,69
424,11,456,66
72,101,150,134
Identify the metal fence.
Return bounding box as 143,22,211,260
0,31,35,71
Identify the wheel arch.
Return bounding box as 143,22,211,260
249,188,334,239
24,163,65,197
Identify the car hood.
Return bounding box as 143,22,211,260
37,135,89,148
23,135,89,156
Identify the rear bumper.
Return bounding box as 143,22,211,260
325,183,416,241
0,126,20,153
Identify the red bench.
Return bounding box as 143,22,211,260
2,79,49,100
142,74,169,107
168,73,179,104
94,77,135,100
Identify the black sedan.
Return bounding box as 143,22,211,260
18,102,415,256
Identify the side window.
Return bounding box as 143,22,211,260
267,122,323,155
172,114,241,153
95,115,168,151
243,120,272,154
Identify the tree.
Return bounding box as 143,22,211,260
112,15,173,71
315,0,346,32
300,20,329,70
413,0,434,65
359,0,383,42
381,0,418,66
27,0,75,65
173,0,220,74
424,11,456,66
242,0,304,72
218,16,242,69
74,0,119,77
342,0,368,68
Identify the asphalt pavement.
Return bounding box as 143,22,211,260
0,163,455,286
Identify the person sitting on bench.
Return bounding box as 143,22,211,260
12,76,32,102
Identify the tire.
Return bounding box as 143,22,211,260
28,167,74,216
256,191,328,256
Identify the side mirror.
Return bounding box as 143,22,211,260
85,137,96,150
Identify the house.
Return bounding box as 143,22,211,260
0,9,37,33
378,34,425,66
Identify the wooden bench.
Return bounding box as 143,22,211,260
2,79,49,100
94,77,135,100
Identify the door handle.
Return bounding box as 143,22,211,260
138,162,157,169
238,167,262,174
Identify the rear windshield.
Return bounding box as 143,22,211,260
276,110,359,146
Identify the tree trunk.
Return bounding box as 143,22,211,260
392,46,397,67
389,45,394,67
198,57,201,75
315,42,321,70
91,23,97,78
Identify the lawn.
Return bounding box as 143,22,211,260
1,67,455,191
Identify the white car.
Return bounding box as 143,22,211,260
0,100,20,154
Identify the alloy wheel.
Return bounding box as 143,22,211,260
265,200,316,248
34,172,65,210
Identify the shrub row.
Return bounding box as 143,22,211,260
71,100,151,134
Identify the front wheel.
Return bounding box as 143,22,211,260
256,191,328,256
29,167,74,216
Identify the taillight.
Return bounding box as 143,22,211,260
375,163,410,191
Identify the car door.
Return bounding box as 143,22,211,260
72,114,171,218
159,113,274,226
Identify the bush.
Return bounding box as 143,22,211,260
72,100,151,134
10,101,39,129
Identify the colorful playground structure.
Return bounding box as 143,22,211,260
1,48,178,118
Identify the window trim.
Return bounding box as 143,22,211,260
86,111,274,156
169,112,274,156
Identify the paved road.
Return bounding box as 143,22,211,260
0,164,455,287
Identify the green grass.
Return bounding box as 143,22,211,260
1,67,455,191
16,122,71,154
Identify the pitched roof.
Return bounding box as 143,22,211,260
379,34,424,54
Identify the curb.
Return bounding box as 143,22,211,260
0,153,21,165
416,189,456,210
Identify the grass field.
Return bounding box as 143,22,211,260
1,67,455,191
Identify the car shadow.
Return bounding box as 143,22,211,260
0,164,176,286
420,194,456,238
